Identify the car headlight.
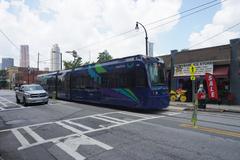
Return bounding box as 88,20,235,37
25,93,31,98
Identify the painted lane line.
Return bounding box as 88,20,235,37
0,101,7,107
0,96,25,108
18,115,166,150
0,107,30,112
120,111,156,119
23,126,45,142
180,123,240,138
11,129,30,147
0,111,121,133
96,115,129,123
56,122,83,135
64,120,94,131
56,141,85,160
91,116,121,124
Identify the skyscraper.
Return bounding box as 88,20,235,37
2,58,14,70
20,45,29,67
50,44,61,71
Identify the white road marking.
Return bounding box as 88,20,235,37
11,129,30,146
56,141,86,160
56,122,83,135
96,115,128,123
23,126,45,142
92,116,121,124
65,120,94,131
0,96,28,111
3,110,178,159
55,134,113,160
120,111,156,119
0,101,7,107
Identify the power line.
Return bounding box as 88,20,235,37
189,22,240,49
84,0,225,53
76,0,225,51
0,29,19,50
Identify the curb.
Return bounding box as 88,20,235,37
170,103,240,113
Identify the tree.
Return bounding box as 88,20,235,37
97,50,113,63
63,57,82,69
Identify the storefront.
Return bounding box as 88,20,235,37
160,38,240,105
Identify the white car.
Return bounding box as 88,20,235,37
16,84,49,106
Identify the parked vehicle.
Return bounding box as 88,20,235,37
170,88,187,102
15,84,49,106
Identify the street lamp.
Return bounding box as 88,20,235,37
65,50,80,69
66,50,78,61
135,21,148,56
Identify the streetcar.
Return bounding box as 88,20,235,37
37,55,169,109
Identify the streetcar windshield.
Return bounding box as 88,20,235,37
147,63,165,86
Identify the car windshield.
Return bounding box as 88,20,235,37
147,63,165,86
24,85,43,91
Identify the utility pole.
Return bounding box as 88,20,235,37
37,52,40,71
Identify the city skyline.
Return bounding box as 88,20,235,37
0,0,240,70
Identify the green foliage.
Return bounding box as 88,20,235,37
97,50,113,63
63,57,82,69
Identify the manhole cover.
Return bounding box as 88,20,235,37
6,119,26,125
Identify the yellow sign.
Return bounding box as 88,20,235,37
189,64,196,74
190,76,196,81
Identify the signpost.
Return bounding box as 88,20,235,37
189,64,197,127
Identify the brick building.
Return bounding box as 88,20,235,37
7,67,48,89
159,38,240,105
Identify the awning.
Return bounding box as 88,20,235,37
213,66,229,78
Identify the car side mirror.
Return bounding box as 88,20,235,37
14,87,19,91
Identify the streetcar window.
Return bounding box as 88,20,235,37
147,63,165,86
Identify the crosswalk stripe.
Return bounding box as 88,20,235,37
92,116,121,124
23,127,45,142
64,120,94,131
56,122,83,135
12,129,30,147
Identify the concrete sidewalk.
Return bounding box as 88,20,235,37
169,101,240,113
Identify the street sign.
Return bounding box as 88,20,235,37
189,64,196,74
190,76,196,81
189,64,196,81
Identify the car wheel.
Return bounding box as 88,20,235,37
45,101,48,104
16,96,20,104
23,97,28,106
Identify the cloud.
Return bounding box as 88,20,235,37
188,0,240,49
0,0,182,69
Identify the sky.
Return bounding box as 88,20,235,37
0,0,240,70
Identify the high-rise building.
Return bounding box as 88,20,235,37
50,44,61,71
2,58,14,70
0,63,2,70
148,42,154,57
20,45,29,67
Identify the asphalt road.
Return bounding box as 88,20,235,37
0,90,240,160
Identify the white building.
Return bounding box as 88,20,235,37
20,45,29,67
50,44,61,71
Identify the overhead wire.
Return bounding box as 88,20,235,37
76,0,225,51
189,22,240,49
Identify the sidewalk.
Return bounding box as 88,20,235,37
169,101,240,113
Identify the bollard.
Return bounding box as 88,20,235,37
191,96,198,127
